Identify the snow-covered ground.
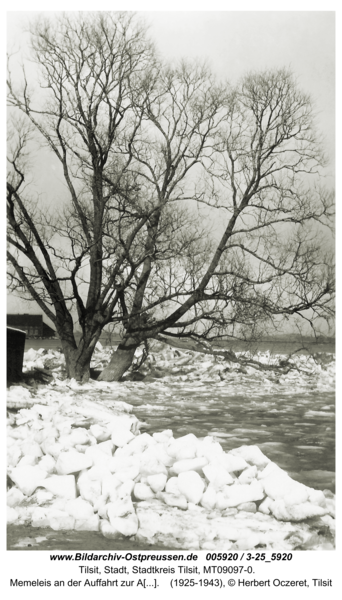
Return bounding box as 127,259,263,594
7,344,335,550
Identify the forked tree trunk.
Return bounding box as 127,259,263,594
98,337,139,382
57,320,103,382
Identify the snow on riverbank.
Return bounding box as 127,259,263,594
7,346,335,550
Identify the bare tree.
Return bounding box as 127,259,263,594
7,12,157,380
7,13,334,383
99,68,334,380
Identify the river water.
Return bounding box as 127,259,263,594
123,385,335,492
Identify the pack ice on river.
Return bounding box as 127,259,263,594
7,342,335,551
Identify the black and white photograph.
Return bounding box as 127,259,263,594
5,2,338,593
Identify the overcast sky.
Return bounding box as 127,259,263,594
7,10,335,168
6,10,335,320
143,11,335,171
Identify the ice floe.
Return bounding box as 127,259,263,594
20,344,335,395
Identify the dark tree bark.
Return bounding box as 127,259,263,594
98,337,140,382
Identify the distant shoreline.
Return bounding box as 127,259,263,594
23,334,335,344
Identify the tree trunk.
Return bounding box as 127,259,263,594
98,337,139,382
67,355,91,382
61,341,92,383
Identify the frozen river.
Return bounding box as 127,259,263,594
7,342,335,550
21,341,336,492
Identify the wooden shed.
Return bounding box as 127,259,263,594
7,327,26,383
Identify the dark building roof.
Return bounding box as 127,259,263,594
8,314,42,327
7,314,56,337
